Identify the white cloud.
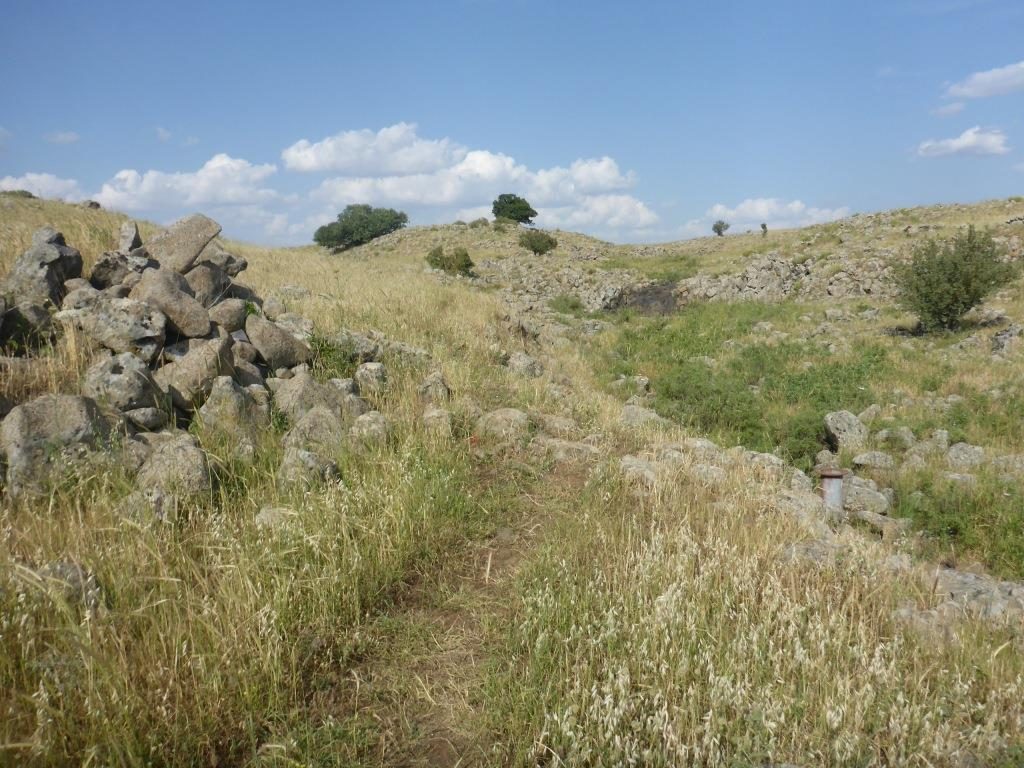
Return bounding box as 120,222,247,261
947,60,1024,99
539,194,657,229
45,131,79,145
156,126,172,142
94,153,279,211
932,101,966,116
917,126,1010,156
684,197,850,235
0,172,83,200
282,122,468,174
302,125,651,233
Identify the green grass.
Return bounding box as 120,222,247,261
606,301,888,469
548,293,585,316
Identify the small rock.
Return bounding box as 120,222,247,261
946,442,985,470
418,371,451,405
145,213,221,273
824,410,868,451
422,406,453,438
506,351,544,378
135,433,212,498
153,335,234,411
246,314,310,369
129,267,211,338
118,221,142,252
349,411,389,447
852,451,895,470
354,362,387,396
620,404,670,428
474,408,530,443
82,352,163,412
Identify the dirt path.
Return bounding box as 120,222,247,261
340,460,587,767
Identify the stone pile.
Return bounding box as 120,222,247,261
0,216,414,507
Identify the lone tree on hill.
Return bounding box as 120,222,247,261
314,204,408,251
712,220,730,237
492,193,537,225
761,222,768,237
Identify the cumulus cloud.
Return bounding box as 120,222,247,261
932,101,965,116
539,195,657,229
685,197,850,235
95,153,279,210
45,131,79,145
0,172,83,200
282,122,468,174
947,60,1024,99
917,126,1010,156
301,124,653,234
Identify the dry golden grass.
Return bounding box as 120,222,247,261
1,198,1023,765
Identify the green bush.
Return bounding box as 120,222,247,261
712,220,730,237
519,230,558,255
313,204,408,251
492,193,537,225
0,189,36,199
468,217,490,229
896,225,1014,330
426,244,474,276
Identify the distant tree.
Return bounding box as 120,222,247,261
492,194,538,225
712,220,730,237
426,244,474,276
761,222,768,237
519,230,558,255
314,204,408,251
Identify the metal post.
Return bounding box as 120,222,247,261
819,468,847,524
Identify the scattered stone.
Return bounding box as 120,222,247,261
278,446,340,489
135,433,211,498
0,394,116,497
349,411,389,447
274,312,314,342
418,371,451,405
184,263,232,308
354,362,387,396
36,560,104,612
262,296,286,320
852,451,895,470
620,404,670,428
474,408,530,444
422,406,453,438
946,442,985,470
619,455,658,489
532,435,600,463
507,351,544,378
0,227,82,308
196,240,247,277
824,410,868,451
843,476,891,516
255,506,298,530
197,376,270,456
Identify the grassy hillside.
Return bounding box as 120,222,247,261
2,195,1024,765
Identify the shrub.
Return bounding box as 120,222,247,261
492,194,537,225
761,222,768,237
426,244,474,276
712,220,730,237
469,217,490,229
314,204,408,251
0,189,36,199
896,225,1014,330
519,230,558,255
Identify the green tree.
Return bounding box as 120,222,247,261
712,220,730,237
896,225,1015,331
426,244,474,276
519,230,558,255
492,194,538,225
314,204,408,251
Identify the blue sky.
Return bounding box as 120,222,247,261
1,0,1022,244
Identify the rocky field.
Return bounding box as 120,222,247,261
2,192,1024,766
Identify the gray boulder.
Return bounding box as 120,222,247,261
82,352,162,412
422,406,453,438
474,408,529,443
507,351,544,378
89,249,156,289
282,404,346,453
246,315,310,370
184,263,232,308
197,376,270,452
118,221,142,252
196,239,247,277
129,268,210,338
0,227,82,307
824,410,868,451
946,442,985,470
620,404,670,428
354,362,387,396
279,447,340,489
843,476,891,516
272,371,368,423
418,371,452,405
349,411,389,447
145,214,221,273
208,298,248,332
135,433,211,498
153,335,234,411
274,312,314,342
852,451,895,470
1,394,116,497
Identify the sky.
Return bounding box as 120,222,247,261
1,0,1022,245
